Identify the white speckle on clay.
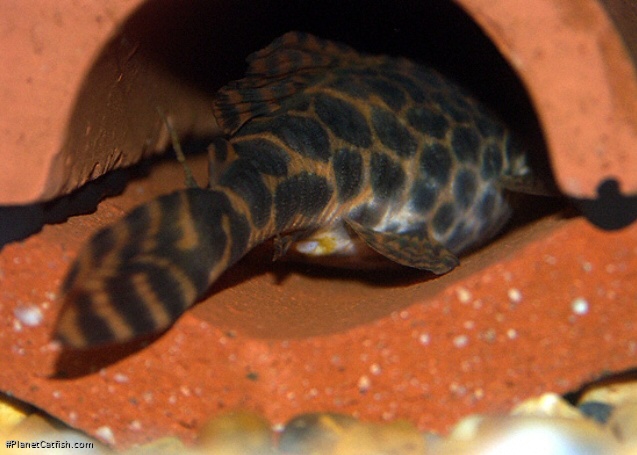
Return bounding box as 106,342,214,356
507,288,523,304
358,375,371,393
450,382,468,396
13,320,22,332
453,335,469,348
419,333,430,346
369,363,382,375
507,329,518,340
456,287,472,304
14,303,43,327
143,391,153,404
571,297,589,315
113,373,129,384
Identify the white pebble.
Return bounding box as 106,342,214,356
571,297,589,315
95,426,115,445
14,304,43,327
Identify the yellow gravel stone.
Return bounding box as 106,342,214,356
279,413,426,455
123,437,186,455
6,413,63,439
580,381,637,407
332,420,426,455
511,393,585,420
440,415,619,454
0,396,31,437
279,412,358,454
196,411,274,455
608,402,637,445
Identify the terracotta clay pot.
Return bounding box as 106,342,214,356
0,0,635,450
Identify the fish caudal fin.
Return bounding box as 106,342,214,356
54,188,252,349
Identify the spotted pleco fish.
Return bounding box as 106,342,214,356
55,31,542,348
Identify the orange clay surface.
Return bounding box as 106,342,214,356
1,155,636,450
1,0,636,204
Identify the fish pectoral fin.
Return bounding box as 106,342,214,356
273,234,296,262
344,219,459,275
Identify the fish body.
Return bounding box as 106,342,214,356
55,32,534,348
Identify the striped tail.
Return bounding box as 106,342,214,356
54,188,252,349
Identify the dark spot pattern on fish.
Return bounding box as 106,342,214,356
371,107,417,158
454,168,478,209
219,160,273,228
370,152,406,200
314,93,372,148
233,138,290,176
332,148,363,203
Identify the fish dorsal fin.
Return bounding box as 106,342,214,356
213,31,364,135
245,31,361,78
